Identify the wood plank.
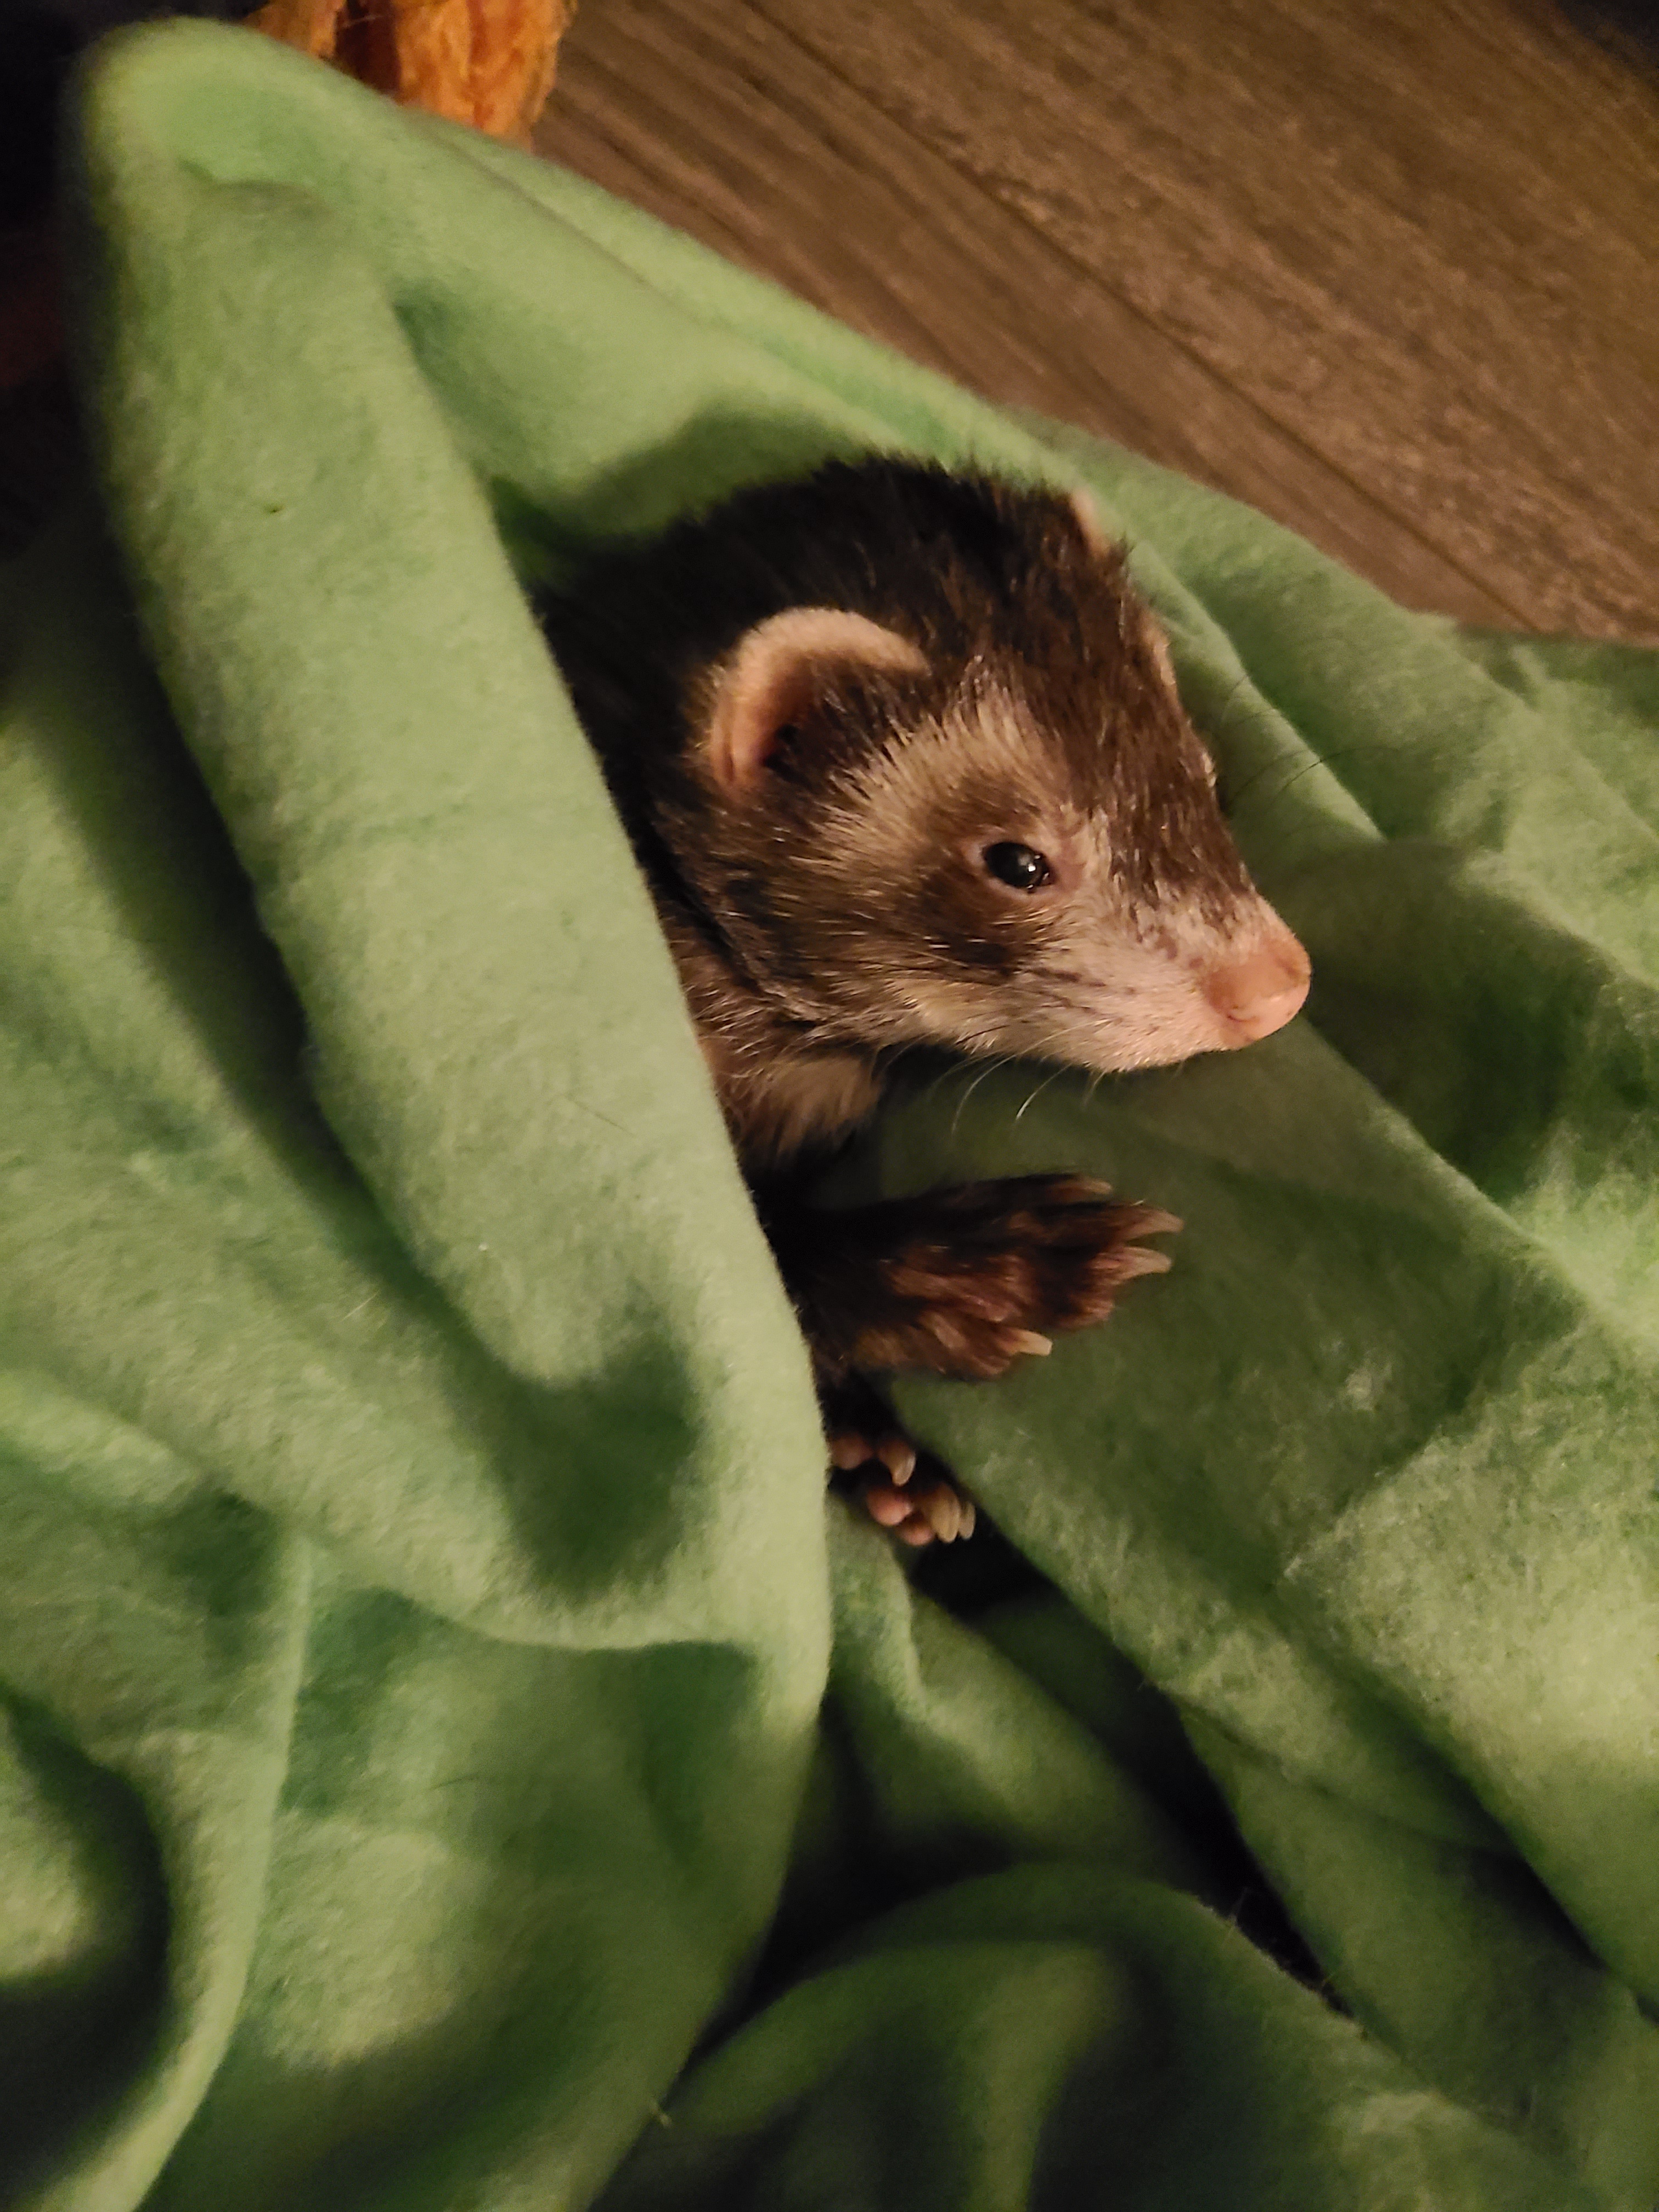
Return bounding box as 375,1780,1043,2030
740,0,1659,638
535,0,1523,624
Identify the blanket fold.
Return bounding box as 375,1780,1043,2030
2,21,1655,2209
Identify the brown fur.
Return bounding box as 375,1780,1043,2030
540,459,1308,1541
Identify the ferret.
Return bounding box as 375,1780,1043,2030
539,459,1309,1545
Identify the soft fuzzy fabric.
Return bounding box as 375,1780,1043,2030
2,21,1656,2209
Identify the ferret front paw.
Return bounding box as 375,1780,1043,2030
857,1174,1179,1381
821,1374,976,1545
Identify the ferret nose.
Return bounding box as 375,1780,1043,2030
1203,936,1311,1045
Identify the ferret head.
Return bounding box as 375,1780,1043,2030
563,462,1309,1075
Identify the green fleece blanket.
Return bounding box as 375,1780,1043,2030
3,21,1656,2209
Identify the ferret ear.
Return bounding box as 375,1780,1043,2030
1069,486,1176,690
1067,486,1116,558
705,607,928,795
1146,617,1177,694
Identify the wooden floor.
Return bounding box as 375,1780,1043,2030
534,0,1659,641
2,2,1654,638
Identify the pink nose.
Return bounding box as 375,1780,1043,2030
1203,934,1311,1045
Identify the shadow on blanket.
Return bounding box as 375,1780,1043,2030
1,19,1656,2211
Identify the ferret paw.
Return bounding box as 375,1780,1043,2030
822,1375,977,1545
843,1459,977,1547
860,1174,1178,1381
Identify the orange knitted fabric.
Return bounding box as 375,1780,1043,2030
251,0,574,142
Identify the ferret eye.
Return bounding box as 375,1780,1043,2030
983,841,1052,891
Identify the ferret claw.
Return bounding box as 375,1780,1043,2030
905,1472,973,1544
819,1355,986,1548
829,1429,918,1485
854,1468,972,1545
879,1435,918,1486
823,1386,978,1546
839,1172,1182,1382
1132,1208,1183,1240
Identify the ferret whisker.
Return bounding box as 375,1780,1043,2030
947,1052,1022,1141
911,1055,968,1112
1195,671,1268,799
1266,744,1385,806
1025,1015,1107,1074
1217,756,1279,815
1225,739,1382,819
945,1017,1086,1137
1014,1063,1070,1122
1200,671,1256,757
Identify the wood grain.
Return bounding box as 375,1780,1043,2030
535,0,1659,639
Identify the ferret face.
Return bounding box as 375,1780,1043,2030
814,671,1308,1073
668,546,1307,1076
549,460,1308,1079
